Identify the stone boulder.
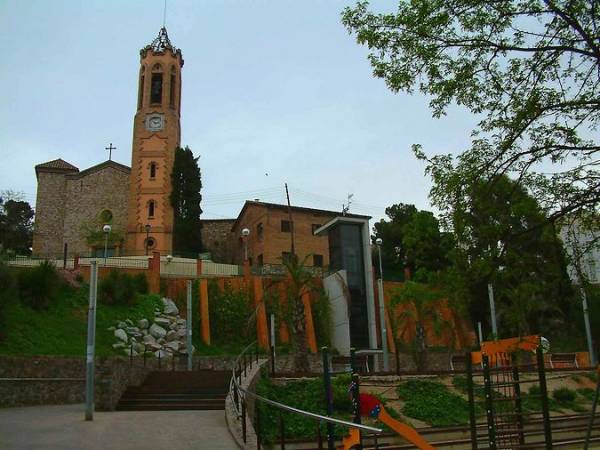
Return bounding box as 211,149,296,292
166,330,178,342
149,323,167,339
114,328,128,343
154,317,170,328
162,298,179,315
165,341,179,352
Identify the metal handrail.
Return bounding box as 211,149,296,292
229,341,383,435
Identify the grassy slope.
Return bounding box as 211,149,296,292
0,284,161,357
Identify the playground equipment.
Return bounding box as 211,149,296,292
466,335,554,449
471,334,548,367
584,365,600,449
341,388,436,450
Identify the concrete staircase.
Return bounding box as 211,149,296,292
116,370,231,411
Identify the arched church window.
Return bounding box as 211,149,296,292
148,200,156,218
149,162,157,179
99,209,113,223
169,66,176,108
150,64,163,105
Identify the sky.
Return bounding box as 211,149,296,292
0,0,479,224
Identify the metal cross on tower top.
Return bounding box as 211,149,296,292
105,143,116,161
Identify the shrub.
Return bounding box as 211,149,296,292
133,273,149,294
0,261,16,341
311,288,332,348
553,387,576,403
208,281,252,346
98,270,140,306
397,379,471,426
18,261,62,310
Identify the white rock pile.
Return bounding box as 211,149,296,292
108,298,194,358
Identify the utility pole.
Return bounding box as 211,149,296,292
285,183,295,257
487,283,498,339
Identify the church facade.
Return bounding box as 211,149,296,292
32,28,183,257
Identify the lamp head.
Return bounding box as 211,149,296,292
241,228,250,237
145,224,151,232
103,224,112,234
166,254,173,263
375,238,383,246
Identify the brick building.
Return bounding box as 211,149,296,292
229,201,370,268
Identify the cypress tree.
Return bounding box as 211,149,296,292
170,146,203,256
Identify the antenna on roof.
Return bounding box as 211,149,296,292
342,193,353,216
163,0,167,27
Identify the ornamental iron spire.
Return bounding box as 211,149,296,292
150,27,175,53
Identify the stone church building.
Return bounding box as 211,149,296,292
33,27,183,257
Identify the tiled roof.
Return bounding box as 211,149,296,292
231,200,371,231
35,158,79,172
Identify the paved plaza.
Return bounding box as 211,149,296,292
0,403,237,450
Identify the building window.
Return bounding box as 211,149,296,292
150,162,157,179
257,222,263,239
169,72,176,108
150,73,163,104
313,254,323,267
257,254,263,266
281,220,292,232
311,224,322,235
148,200,156,218
282,252,292,263
138,74,144,109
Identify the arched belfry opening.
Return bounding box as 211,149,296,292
150,63,163,105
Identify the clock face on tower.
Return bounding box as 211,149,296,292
145,113,164,132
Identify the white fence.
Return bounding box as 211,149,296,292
7,256,75,270
6,255,242,278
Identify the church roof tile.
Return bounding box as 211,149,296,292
35,158,79,176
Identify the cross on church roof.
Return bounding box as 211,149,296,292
105,143,116,161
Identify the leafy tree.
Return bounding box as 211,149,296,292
373,203,451,279
343,0,600,224
170,146,203,256
80,211,124,253
0,193,34,255
443,175,573,337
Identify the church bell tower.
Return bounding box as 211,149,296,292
125,27,183,255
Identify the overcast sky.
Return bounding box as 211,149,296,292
0,0,478,224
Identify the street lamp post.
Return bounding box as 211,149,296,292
241,228,250,261
375,238,389,371
102,224,111,264
144,224,151,256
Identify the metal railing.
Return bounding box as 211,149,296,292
229,342,382,449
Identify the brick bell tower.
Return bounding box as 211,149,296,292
125,28,183,255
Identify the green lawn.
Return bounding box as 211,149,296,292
0,284,161,357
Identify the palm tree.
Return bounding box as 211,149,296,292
391,281,450,372
281,254,317,372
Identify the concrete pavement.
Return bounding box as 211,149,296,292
0,403,238,449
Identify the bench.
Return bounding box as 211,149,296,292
450,354,467,371
549,352,579,369
331,355,369,373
